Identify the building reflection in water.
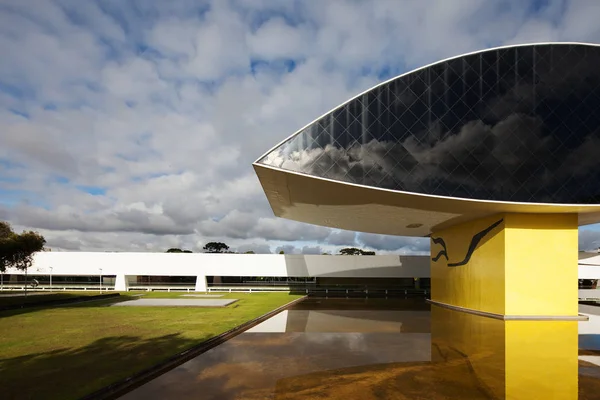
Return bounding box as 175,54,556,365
275,304,579,399
430,306,577,400
120,299,599,400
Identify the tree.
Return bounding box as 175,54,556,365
0,222,12,238
0,221,46,273
279,250,285,254
203,242,230,253
166,248,193,253
339,247,363,255
339,248,376,255
244,251,255,254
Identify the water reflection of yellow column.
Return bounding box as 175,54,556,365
432,305,578,399
505,321,578,399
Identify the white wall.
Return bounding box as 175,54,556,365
579,266,600,280
579,253,600,279
2,252,431,291
6,252,431,278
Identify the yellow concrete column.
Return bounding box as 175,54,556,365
430,213,578,317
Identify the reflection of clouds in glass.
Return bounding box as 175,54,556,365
263,140,417,190
560,134,600,178
415,113,556,191
296,332,367,352
260,44,600,204
263,112,600,201
264,113,575,193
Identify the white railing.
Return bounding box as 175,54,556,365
0,284,289,293
207,286,292,293
126,286,196,292
0,284,432,295
0,284,114,292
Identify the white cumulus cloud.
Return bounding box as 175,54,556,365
1,0,600,253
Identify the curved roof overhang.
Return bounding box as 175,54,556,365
253,163,600,236
253,42,600,236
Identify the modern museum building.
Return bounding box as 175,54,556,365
254,42,600,319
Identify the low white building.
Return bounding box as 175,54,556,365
3,252,431,292
579,252,600,278
3,251,600,296
578,252,600,299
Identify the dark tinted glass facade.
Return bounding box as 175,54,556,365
259,44,600,204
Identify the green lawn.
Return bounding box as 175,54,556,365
0,291,303,400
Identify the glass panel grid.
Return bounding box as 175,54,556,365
259,44,600,204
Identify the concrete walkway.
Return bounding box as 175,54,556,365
112,298,237,307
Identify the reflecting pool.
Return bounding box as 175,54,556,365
120,298,600,399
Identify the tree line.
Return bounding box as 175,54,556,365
0,219,380,273
166,242,232,253
166,243,376,255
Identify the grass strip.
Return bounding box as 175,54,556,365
0,292,303,400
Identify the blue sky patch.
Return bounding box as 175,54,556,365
0,80,33,100
9,108,29,118
76,185,106,196
244,5,307,32
0,188,49,209
0,175,22,184
53,176,70,184
251,58,299,75
0,158,24,170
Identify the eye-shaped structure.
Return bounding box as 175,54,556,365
253,43,600,237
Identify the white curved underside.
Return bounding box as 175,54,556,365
254,164,600,236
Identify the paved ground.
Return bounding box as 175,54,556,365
112,298,238,307
180,294,224,298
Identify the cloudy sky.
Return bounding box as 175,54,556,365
1,0,600,254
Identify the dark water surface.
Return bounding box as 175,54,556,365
120,298,600,399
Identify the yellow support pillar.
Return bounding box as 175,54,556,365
430,213,578,318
